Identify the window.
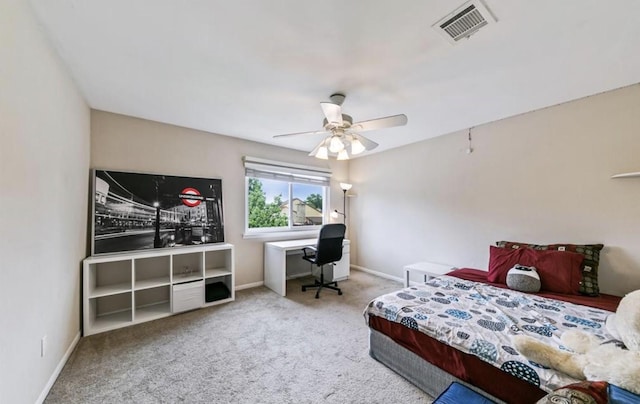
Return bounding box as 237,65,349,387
244,157,331,234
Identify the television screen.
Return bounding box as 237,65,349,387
92,170,224,254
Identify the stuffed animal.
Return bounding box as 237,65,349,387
506,264,541,293
512,290,640,395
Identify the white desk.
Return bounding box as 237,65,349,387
264,238,350,296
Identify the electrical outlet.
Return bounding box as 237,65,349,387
41,335,47,357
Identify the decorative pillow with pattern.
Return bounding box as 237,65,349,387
496,241,604,296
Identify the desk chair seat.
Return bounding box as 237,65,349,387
301,223,346,299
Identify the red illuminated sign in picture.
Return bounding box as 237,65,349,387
179,187,203,207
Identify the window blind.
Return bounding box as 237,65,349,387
243,156,331,186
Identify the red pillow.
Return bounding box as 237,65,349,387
488,246,584,294
488,246,521,283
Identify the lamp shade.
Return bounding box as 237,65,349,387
350,138,365,155
329,136,344,153
337,149,349,160
339,182,352,191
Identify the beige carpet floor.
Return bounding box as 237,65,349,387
45,270,433,403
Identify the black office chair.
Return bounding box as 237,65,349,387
301,223,346,299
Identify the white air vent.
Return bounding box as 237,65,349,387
433,0,496,45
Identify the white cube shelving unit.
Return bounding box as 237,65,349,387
83,243,234,336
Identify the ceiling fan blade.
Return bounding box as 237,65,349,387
273,129,328,138
351,114,407,132
320,102,343,125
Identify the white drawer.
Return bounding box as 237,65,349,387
172,280,204,313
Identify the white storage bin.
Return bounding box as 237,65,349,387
172,280,204,313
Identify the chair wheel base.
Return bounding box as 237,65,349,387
301,262,342,298
302,279,342,298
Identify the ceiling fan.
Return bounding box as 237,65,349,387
273,93,408,160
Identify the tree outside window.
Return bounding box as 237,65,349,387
246,177,325,231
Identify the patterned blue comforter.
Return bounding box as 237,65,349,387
364,275,615,392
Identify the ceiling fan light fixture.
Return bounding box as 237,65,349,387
329,135,344,153
350,138,366,155
337,149,349,160
274,93,407,160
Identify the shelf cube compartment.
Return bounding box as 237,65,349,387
88,292,132,334
204,276,233,304
204,248,232,274
88,260,132,297
134,255,170,290
172,251,203,282
134,286,170,322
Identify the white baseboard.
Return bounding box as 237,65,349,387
36,331,81,404
235,281,264,291
236,265,405,292
351,265,404,284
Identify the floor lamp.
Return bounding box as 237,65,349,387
331,182,352,224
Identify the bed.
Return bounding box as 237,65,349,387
364,241,622,403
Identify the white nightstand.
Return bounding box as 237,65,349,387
403,262,456,287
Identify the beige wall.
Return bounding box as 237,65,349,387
90,111,348,287
0,0,90,402
349,84,640,297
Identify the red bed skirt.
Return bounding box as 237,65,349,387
368,268,622,403
369,315,546,402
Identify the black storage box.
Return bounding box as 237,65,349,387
205,282,230,302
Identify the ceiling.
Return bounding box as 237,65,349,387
30,0,640,158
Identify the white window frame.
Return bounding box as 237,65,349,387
243,157,331,238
